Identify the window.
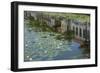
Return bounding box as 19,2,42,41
76,27,78,36
80,28,82,37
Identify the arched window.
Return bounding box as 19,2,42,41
80,28,82,37
76,27,78,36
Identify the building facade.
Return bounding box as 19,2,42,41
61,19,90,41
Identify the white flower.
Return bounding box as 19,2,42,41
29,58,32,61
59,43,63,45
26,56,29,58
25,44,28,47
44,50,47,54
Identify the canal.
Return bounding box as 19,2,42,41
24,22,90,62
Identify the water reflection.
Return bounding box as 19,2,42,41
24,23,90,62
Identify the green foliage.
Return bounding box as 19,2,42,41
27,12,87,43
27,18,54,32
29,20,40,28
64,30,74,40
55,34,64,40
44,12,90,22
28,16,35,21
